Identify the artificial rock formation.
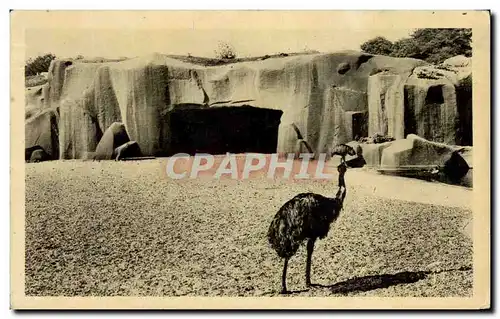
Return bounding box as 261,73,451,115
368,56,472,146
359,141,395,168
25,51,472,160
25,108,59,160
114,141,142,160
30,149,50,162
94,122,130,160
380,134,470,183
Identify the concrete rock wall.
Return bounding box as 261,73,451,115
368,58,472,146
25,51,472,160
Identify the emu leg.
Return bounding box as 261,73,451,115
305,238,316,287
281,258,289,294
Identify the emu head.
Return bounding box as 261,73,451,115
337,162,348,175
337,163,347,184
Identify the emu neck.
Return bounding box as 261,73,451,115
334,170,347,204
338,173,345,189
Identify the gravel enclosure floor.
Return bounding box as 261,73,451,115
25,159,473,297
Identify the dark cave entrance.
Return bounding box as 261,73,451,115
167,105,283,155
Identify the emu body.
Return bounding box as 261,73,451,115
268,164,347,293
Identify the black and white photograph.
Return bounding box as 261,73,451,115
10,10,491,310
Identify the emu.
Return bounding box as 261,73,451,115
267,163,347,294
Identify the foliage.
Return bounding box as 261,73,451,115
214,41,237,60
360,36,394,56
409,28,472,64
25,53,56,77
360,29,472,64
391,38,422,59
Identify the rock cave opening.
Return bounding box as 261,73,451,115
425,85,445,105
167,105,283,156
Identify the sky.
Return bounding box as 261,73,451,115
25,28,415,60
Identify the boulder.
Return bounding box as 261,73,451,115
380,134,470,182
25,146,46,162
456,146,473,187
94,122,130,160
25,109,59,160
457,146,473,168
114,141,142,160
459,169,473,188
30,149,50,163
441,151,471,184
443,55,471,68
359,141,394,167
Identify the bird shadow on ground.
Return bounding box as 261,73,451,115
311,270,429,295
312,266,473,295
262,266,472,296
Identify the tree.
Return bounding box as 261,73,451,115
359,28,472,64
214,41,237,60
391,38,422,59
408,28,472,64
25,53,56,76
360,36,394,56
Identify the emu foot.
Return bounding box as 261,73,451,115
280,288,290,295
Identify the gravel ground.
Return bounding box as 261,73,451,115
25,159,472,297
